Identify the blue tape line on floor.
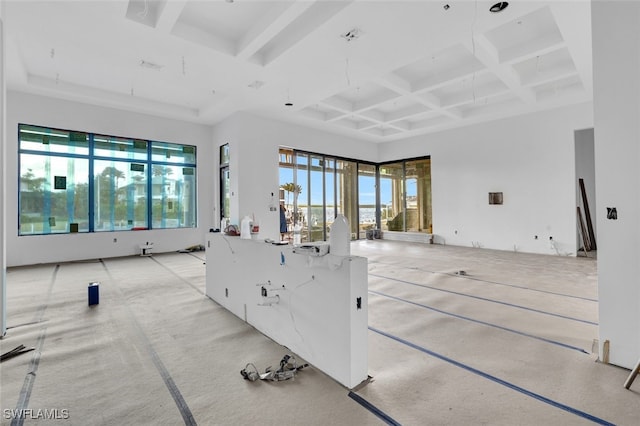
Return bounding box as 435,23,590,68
348,391,402,426
368,260,598,302
369,326,615,426
12,265,59,426
101,260,197,426
369,290,589,354
369,273,598,326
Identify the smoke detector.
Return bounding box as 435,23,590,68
340,28,361,42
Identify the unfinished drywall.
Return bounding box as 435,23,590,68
378,103,593,256
213,112,378,242
592,1,640,370
206,234,368,388
6,92,214,267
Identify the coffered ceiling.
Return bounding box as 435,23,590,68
3,0,592,142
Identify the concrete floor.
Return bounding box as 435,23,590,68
0,240,638,425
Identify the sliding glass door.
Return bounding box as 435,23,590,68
309,155,325,241
278,147,431,240
295,152,309,242
358,164,376,239
379,162,404,232
336,159,358,239
406,159,432,233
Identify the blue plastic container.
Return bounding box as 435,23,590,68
88,282,99,306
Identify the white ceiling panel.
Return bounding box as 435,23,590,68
3,0,593,143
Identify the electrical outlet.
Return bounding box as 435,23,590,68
113,238,117,243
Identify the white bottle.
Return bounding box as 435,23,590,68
293,224,302,245
240,215,252,239
330,214,350,256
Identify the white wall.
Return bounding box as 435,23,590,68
1,4,7,336
211,113,240,227
378,103,594,255
592,1,640,369
6,92,214,266
213,112,378,242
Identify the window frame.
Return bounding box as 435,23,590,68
279,147,431,240
18,123,197,235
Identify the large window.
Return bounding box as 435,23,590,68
380,158,432,233
336,159,358,238
278,147,430,240
379,162,404,232
358,163,376,239
406,159,431,233
19,124,197,235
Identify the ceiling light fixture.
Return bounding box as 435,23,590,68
489,2,509,13
340,28,361,42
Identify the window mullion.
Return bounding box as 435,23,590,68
147,140,152,230
88,134,95,232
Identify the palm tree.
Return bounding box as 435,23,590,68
101,166,125,190
21,169,46,191
152,166,174,177
280,183,301,207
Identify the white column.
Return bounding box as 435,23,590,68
0,5,6,337
592,1,640,368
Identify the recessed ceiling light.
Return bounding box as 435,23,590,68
489,2,509,13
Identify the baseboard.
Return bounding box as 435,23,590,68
380,231,433,244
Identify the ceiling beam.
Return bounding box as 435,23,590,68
155,0,188,33
258,0,354,66
236,1,316,61
463,34,536,104
549,1,593,98
28,74,199,118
